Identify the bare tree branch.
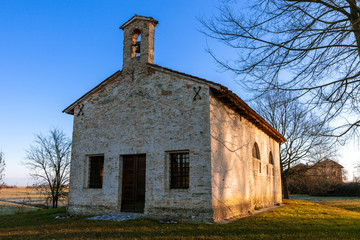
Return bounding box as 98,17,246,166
0,151,5,189
255,91,338,198
25,128,71,208
201,0,360,139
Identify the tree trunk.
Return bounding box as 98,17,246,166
349,1,360,58
53,194,58,208
282,173,290,199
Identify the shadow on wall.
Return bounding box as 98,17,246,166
210,98,250,218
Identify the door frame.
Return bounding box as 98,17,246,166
120,154,146,213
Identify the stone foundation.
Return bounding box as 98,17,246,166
147,207,213,223
67,204,120,216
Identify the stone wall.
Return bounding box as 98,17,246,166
67,15,284,223
67,64,213,222
209,92,282,222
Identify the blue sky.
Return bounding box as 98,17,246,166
0,0,358,186
0,0,241,186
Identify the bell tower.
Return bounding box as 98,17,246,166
120,15,158,70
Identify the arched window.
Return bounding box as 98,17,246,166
252,142,260,159
269,151,274,164
131,29,141,57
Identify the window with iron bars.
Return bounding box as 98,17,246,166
89,155,104,188
170,152,189,189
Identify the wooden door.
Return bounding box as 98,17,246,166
121,154,146,213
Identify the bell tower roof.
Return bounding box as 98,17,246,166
120,15,158,30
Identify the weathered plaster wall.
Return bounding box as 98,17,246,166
67,65,213,221
209,92,282,222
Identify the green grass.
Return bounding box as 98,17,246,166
1,200,360,239
290,195,360,202
290,195,360,213
0,203,38,215
316,199,360,213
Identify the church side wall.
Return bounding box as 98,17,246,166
67,67,213,222
209,92,282,222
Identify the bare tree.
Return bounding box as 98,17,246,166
256,91,337,198
201,0,360,139
25,128,71,208
0,151,5,189
354,162,360,182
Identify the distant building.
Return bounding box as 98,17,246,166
63,15,286,222
306,159,343,184
288,159,343,194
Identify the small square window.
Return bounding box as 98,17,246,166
170,152,189,189
89,155,104,188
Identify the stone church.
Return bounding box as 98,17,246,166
63,15,286,222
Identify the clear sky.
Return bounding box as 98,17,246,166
0,0,359,186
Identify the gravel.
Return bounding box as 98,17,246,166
86,213,145,221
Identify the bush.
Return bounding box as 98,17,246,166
308,179,335,196
326,183,360,197
288,179,360,197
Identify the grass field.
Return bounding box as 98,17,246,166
0,188,68,215
290,195,360,201
0,199,360,239
291,195,360,213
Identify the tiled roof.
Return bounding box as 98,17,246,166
314,159,343,168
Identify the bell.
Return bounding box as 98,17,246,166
134,41,141,54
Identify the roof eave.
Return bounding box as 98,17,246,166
212,87,286,143
147,63,222,90
62,63,286,143
119,14,158,30
147,63,286,143
62,70,122,115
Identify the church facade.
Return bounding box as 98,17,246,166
63,15,286,222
